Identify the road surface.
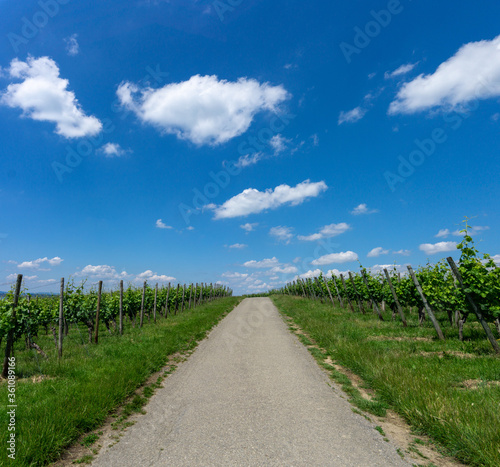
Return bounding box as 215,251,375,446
92,298,410,466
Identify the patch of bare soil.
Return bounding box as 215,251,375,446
460,379,500,390
418,351,477,359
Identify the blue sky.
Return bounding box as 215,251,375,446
1,0,499,295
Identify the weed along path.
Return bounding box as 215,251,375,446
92,298,410,466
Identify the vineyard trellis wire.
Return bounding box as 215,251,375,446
1,278,232,377
275,223,500,353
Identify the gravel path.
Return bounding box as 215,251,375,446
92,298,410,466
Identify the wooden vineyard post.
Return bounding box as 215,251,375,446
199,283,203,304
446,257,500,353
58,278,64,358
331,276,344,308
348,272,365,314
140,281,146,328
119,280,124,335
315,278,326,303
188,284,193,309
175,284,180,314
193,283,198,308
340,274,356,313
165,283,171,317
298,279,307,297
2,274,23,378
181,285,186,313
407,266,445,340
361,271,384,321
153,283,158,323
94,281,103,344
322,277,335,305
383,269,407,327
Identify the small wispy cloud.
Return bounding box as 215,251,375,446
228,243,247,249
338,106,367,125
269,226,294,243
351,204,378,215
64,34,79,56
384,62,418,79
99,143,129,158
156,219,173,230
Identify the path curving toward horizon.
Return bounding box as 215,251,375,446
92,298,410,466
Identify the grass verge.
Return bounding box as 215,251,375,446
272,295,500,467
0,297,241,466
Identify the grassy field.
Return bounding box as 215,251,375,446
0,296,241,466
271,294,500,467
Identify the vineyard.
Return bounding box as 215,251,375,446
0,279,232,377
277,225,500,352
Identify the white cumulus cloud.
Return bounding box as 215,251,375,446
156,219,173,229
311,251,359,266
99,143,129,157
135,270,176,283
1,56,102,138
389,35,500,114
212,180,327,219
17,256,63,269
117,74,289,145
367,247,389,258
240,223,258,232
419,242,457,255
351,203,378,215
298,223,351,242
243,257,280,269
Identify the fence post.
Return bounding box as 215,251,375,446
140,281,146,328
119,280,124,335
348,272,365,314
322,277,335,305
331,276,344,308
407,266,444,340
94,281,103,344
446,257,499,353
361,270,384,321
383,269,407,327
153,283,158,323
2,274,23,378
58,278,64,358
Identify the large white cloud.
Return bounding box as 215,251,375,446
1,56,102,138
212,180,327,219
389,35,500,114
419,242,457,255
298,223,351,242
117,74,289,145
311,251,358,266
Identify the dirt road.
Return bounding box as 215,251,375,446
92,298,410,466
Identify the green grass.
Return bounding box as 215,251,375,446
272,295,500,467
0,297,240,466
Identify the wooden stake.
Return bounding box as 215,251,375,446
331,276,344,308
153,283,158,323
361,270,383,321
322,277,335,305
383,269,407,327
407,266,444,340
94,281,103,344
58,278,64,358
119,280,123,335
140,281,146,328
446,257,499,353
2,274,23,378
